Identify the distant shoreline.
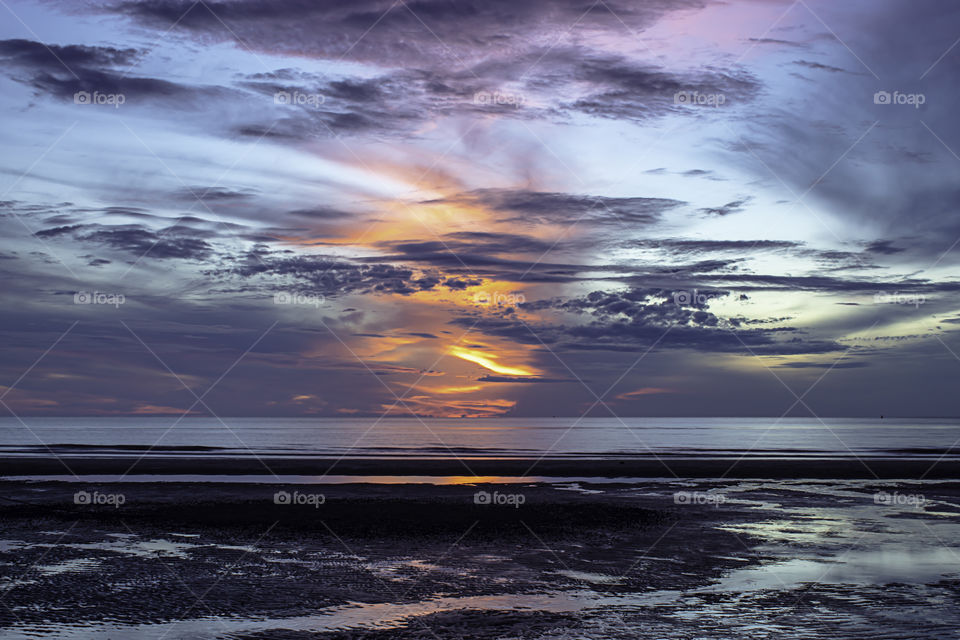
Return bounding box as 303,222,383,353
4,455,960,479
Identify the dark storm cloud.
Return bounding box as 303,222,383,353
105,0,762,134
358,248,610,282
232,58,750,140
0,39,140,68
172,187,258,202
637,239,800,253
449,286,847,356
114,0,705,66
865,240,905,255
566,55,759,120
81,227,214,260
228,254,441,297
383,231,557,258
34,224,85,238
238,70,437,136
0,38,230,103
32,219,214,260
698,198,751,217
429,189,684,226
442,277,482,290
363,246,742,285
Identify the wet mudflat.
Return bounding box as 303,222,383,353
1,480,959,639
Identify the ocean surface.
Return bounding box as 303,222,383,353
1,416,959,459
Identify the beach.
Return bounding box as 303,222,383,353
3,419,959,638
2,476,959,639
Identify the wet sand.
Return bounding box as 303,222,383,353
1,479,960,638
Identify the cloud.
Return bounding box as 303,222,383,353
379,232,559,266
229,254,440,297
698,197,751,217
81,227,214,260
566,53,759,120
0,38,232,104
453,286,847,356
774,361,868,369
430,189,684,226
172,186,258,202
746,38,806,48
33,220,215,260
114,0,703,66
108,0,762,133
865,240,905,255
637,239,800,254
792,60,849,74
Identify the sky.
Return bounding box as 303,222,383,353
1,0,959,419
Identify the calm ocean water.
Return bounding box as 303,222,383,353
1,417,959,459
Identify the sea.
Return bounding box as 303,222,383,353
1,416,958,460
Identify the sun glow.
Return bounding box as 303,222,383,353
449,346,535,377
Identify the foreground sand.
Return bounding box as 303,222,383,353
1,479,960,638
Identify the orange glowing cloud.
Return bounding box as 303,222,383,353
449,346,536,377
